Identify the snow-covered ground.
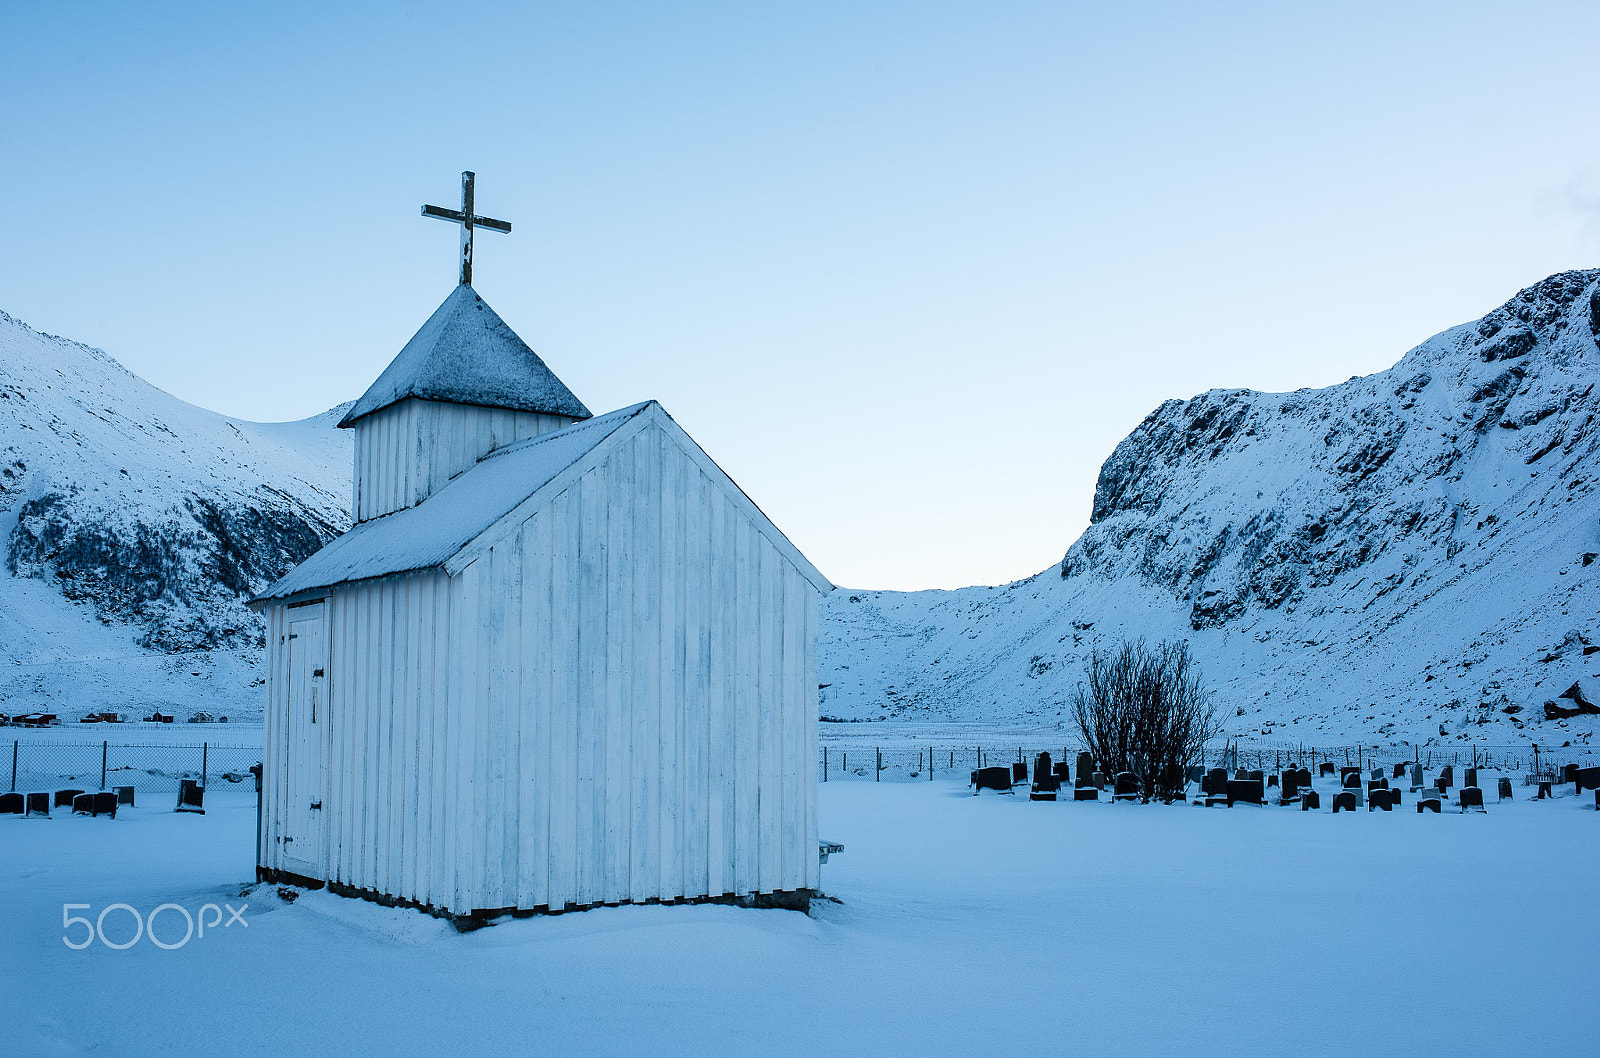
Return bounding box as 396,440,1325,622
6,778,1596,1054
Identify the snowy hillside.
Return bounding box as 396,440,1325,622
823,270,1600,745
0,309,350,719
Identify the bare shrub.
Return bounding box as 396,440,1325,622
1072,640,1217,802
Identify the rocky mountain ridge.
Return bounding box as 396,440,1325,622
822,270,1600,744
0,309,351,717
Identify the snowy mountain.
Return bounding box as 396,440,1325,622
0,309,350,719
822,270,1600,745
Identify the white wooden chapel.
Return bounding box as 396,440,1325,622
251,173,832,923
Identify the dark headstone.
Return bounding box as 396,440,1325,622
1279,771,1300,802
1333,791,1358,813
1319,762,1336,777
1497,777,1514,800
1267,773,1279,787
1074,785,1098,801
1029,788,1058,802
1367,788,1394,811
974,766,1012,792
1562,763,1579,784
1459,786,1485,813
1392,789,1402,806
1091,771,1107,789
92,791,118,818
1011,762,1028,784
1439,765,1454,788
1295,768,1312,788
1537,780,1553,800
25,792,50,816
115,786,135,806
1340,767,1362,787
1436,776,1450,794
1464,767,1478,789
0,792,22,814
1300,789,1320,810
1417,797,1442,814
1226,778,1265,806
55,789,84,807
1409,764,1424,791
1393,762,1408,779
1033,775,1061,795
1033,751,1053,787
1185,765,1204,784
1076,752,1095,781
1053,762,1071,783
1114,772,1140,801
175,779,206,814
72,793,95,815
1575,766,1600,794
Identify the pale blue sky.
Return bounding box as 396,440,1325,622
4,2,1598,589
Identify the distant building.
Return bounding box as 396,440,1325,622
252,282,830,923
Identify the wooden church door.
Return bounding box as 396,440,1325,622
283,600,330,877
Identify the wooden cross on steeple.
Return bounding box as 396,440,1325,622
421,171,511,286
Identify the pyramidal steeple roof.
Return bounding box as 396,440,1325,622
338,284,591,428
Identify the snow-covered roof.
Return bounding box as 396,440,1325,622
255,400,832,603
257,403,651,601
337,284,591,427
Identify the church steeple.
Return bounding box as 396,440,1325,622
341,174,591,522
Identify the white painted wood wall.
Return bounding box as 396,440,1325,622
261,418,821,915
351,397,575,521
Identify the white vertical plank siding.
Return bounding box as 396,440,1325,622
272,413,825,917
352,399,576,522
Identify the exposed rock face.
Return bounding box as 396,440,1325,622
823,271,1600,743
0,309,351,716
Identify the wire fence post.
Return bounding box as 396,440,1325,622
929,745,934,781
9,740,16,792
100,740,108,791
202,742,209,787
875,747,881,782
822,746,828,782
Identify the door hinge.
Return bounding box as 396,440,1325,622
309,801,322,811
288,633,299,640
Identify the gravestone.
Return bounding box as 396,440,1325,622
1300,789,1320,810
1497,777,1513,800
1226,778,1265,806
1185,765,1204,784
1333,791,1358,813
1459,787,1486,813
1319,762,1336,777
1295,768,1312,788
1076,752,1095,782
974,766,1012,792
25,792,50,816
1409,764,1424,791
1247,770,1264,783
1091,771,1107,789
1113,772,1140,801
1436,776,1450,795
1562,763,1579,785
175,779,206,814
1368,789,1394,811
1340,766,1362,787
1279,771,1300,803
1536,780,1553,799
1033,752,1053,786
115,786,135,806
1074,782,1099,801
1417,796,1442,814
1464,767,1478,789
91,791,118,818
1439,765,1453,789
1267,773,1279,788
1370,767,1384,783
1574,766,1600,794
1053,762,1071,783
54,789,84,808
72,793,96,815
1393,762,1408,779
0,792,22,814
1367,780,1388,799
1011,762,1028,784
